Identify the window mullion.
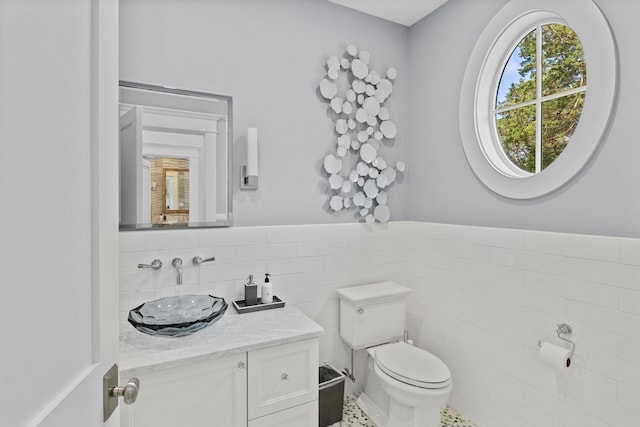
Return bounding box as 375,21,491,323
535,25,543,173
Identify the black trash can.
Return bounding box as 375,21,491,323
319,364,345,427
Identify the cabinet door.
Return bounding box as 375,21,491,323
248,401,318,427
121,353,247,427
247,338,319,419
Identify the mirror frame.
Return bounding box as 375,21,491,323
119,81,233,231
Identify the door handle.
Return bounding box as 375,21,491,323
103,364,141,422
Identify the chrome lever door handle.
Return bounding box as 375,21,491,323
137,259,162,269
192,256,216,265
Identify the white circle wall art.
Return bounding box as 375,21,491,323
320,79,337,100
329,174,344,190
330,195,344,212
374,205,391,223
376,191,388,205
331,97,343,114
324,154,342,175
318,45,406,223
360,143,377,163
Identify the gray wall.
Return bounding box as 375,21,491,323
408,0,640,238
120,0,409,227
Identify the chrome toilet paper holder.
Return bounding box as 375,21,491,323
538,323,575,358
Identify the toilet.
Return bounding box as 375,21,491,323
336,282,452,427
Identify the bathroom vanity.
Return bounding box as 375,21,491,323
119,306,322,427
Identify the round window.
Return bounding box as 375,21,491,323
459,0,617,199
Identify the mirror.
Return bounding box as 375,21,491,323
119,82,232,230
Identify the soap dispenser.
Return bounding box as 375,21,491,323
244,275,258,306
261,273,273,304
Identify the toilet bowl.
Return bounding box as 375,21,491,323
366,342,452,427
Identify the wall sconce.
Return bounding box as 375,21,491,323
241,127,259,190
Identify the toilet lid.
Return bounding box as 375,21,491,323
375,342,451,389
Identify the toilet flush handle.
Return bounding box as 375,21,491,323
356,307,364,315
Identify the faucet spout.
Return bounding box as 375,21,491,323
172,257,183,285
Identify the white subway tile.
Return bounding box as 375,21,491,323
491,248,566,276
192,246,234,265
492,282,565,317
583,369,618,402
266,224,323,243
120,229,198,252
437,239,491,262
462,225,525,249
412,221,462,241
198,260,267,283
232,243,297,262
617,383,640,415
619,288,640,316
566,257,640,290
198,226,267,247
585,391,640,426
567,300,640,340
618,336,640,365
620,238,640,265
267,256,323,275
525,231,620,262
526,271,618,309
321,222,395,241
461,258,525,285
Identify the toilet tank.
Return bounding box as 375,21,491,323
336,282,410,350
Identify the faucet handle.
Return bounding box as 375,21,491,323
193,256,216,265
137,259,162,270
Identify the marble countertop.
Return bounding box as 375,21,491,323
120,306,323,377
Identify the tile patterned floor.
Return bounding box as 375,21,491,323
331,395,478,427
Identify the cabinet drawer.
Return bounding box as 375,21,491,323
247,338,319,419
248,401,318,427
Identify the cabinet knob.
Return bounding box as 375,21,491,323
238,361,245,369
281,373,289,381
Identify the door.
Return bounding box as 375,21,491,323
0,1,120,426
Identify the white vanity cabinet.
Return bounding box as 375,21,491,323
121,352,248,427
121,338,319,427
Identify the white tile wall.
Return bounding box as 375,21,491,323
119,222,409,375
119,221,640,426
408,222,640,427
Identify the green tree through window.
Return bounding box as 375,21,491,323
495,24,586,173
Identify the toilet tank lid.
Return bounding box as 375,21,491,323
336,282,410,304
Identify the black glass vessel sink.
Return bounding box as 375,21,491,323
128,294,227,337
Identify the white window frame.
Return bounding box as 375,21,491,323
459,0,617,199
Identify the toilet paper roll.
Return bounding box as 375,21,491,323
539,342,571,369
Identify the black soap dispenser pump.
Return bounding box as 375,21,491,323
244,274,258,306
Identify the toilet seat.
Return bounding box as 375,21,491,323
374,342,451,389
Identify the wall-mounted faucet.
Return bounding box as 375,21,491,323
137,259,162,270
172,257,183,285
193,256,216,265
